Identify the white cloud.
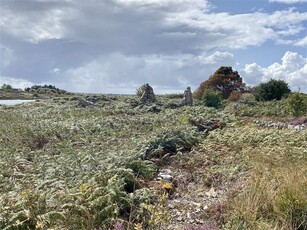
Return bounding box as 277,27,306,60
0,2,71,42
295,36,307,46
54,51,236,94
0,76,34,89
0,0,306,94
241,51,307,92
1,0,306,51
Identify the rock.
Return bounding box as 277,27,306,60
181,86,193,106
140,83,156,104
196,219,205,224
205,187,217,198
146,105,161,113
255,120,306,131
157,169,173,181
190,118,225,132
191,202,202,208
158,174,173,181
77,98,94,107
167,203,175,209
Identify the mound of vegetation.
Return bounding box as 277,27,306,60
25,85,69,96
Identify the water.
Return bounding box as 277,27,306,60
0,100,35,105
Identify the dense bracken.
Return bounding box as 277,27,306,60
0,94,306,229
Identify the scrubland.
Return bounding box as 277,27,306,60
0,94,306,229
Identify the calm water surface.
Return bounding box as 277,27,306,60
0,100,35,105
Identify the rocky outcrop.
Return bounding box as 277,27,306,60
77,98,94,107
189,118,226,133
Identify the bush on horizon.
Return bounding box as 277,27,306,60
255,79,291,101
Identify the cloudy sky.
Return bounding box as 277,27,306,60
0,0,306,94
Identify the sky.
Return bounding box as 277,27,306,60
0,0,306,94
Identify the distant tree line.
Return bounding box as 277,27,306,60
25,84,61,92
1,84,13,91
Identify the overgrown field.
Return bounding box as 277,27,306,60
0,95,306,229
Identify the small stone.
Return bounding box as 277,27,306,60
157,169,173,181
192,202,202,207
196,219,205,224
205,187,217,198
157,174,173,181
160,169,172,175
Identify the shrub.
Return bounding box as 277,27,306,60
238,93,256,105
126,159,158,180
203,89,223,108
255,79,291,101
228,91,242,102
194,66,245,99
143,130,200,160
287,92,307,117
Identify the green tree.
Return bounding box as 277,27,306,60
203,89,223,108
1,84,13,91
287,92,307,117
194,66,245,100
255,79,291,101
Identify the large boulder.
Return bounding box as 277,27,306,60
140,84,156,104
181,87,193,106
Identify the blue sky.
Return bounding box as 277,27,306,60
0,0,306,93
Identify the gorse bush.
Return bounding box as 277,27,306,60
203,89,223,108
287,92,307,117
255,79,291,101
